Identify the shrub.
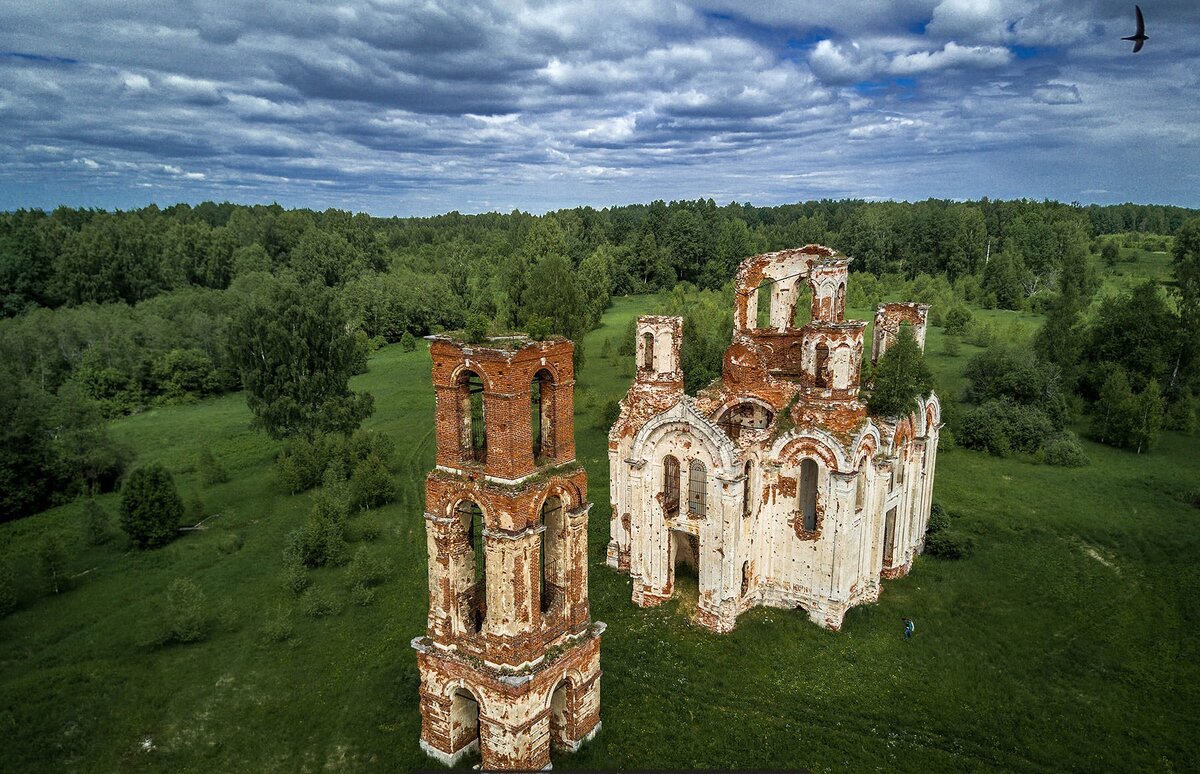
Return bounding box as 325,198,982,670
161,578,209,643
940,336,960,357
926,502,951,535
1042,433,1090,467
0,556,17,617
355,519,382,542
198,445,230,485
275,436,327,494
599,398,621,430
119,463,184,549
350,585,376,606
280,557,309,595
304,587,338,618
925,530,975,559
349,428,395,467
942,304,972,336
261,605,294,643
964,319,995,348
957,404,1012,456
526,315,553,340
82,498,110,546
286,491,349,568
464,314,490,344
400,331,417,352
217,533,244,554
1165,390,1196,434
37,535,69,594
868,323,933,418
346,546,391,591
185,490,206,524
350,453,395,511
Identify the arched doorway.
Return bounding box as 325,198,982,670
448,686,481,759
548,678,575,753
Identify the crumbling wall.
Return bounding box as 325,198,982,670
872,302,930,363
608,246,940,633
418,335,602,770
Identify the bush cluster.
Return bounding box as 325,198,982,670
119,463,184,549
1041,433,1091,467
924,501,974,560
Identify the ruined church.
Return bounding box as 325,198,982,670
607,245,941,632
412,335,602,769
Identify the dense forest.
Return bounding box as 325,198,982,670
2,197,1198,521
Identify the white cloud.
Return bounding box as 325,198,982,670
1033,82,1081,104
888,41,1012,74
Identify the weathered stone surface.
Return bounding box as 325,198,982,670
608,246,940,632
417,334,602,769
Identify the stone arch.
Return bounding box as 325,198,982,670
539,495,567,616
771,428,852,473
454,368,488,463
852,423,881,465
531,367,557,462
546,670,586,753
538,480,580,513
452,498,488,633
630,401,739,473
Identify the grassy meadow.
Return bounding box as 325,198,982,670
2,287,1199,771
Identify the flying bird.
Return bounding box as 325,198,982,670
1122,5,1148,52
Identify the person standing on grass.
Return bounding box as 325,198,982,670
904,618,915,639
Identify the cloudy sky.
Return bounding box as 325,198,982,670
1,1,1197,216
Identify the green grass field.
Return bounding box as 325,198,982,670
2,289,1198,771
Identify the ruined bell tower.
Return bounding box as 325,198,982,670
412,333,603,770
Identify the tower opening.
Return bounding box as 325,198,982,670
799,458,818,532
458,370,486,464
456,500,487,633
540,495,566,616
662,455,680,519
531,369,555,463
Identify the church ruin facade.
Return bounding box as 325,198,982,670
607,246,941,632
413,335,603,769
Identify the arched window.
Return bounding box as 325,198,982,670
688,460,707,518
449,687,481,755
792,281,813,328
458,370,486,463
855,465,867,511
539,495,565,615
756,280,773,329
531,369,555,462
718,402,774,441
799,458,818,532
662,455,680,519
836,281,846,319
456,500,486,632
641,332,655,370
814,342,830,388
742,461,754,518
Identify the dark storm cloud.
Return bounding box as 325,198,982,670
0,0,1198,214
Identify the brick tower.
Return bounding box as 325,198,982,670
412,333,603,770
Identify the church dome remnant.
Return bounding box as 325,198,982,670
606,246,940,632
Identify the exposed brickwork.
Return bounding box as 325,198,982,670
417,334,601,769
872,302,931,363
608,246,941,632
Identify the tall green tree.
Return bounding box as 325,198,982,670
1170,217,1200,394
869,324,934,417
119,463,184,549
228,281,373,440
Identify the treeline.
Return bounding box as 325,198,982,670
3,198,1196,317
2,197,1197,520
